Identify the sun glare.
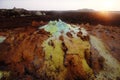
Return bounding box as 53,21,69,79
98,11,112,20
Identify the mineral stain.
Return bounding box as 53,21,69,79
39,20,94,80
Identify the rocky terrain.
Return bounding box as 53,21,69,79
0,9,120,80
0,8,120,29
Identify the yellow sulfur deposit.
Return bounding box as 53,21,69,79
39,20,94,80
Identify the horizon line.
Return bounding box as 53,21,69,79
0,7,120,12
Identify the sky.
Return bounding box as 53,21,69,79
0,0,120,11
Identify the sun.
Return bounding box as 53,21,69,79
102,0,115,11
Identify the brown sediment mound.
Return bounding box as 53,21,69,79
66,32,73,38
0,20,94,80
0,27,50,79
0,20,120,80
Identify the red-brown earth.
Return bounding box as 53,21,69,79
0,19,120,80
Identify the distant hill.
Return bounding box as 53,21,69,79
77,8,95,12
